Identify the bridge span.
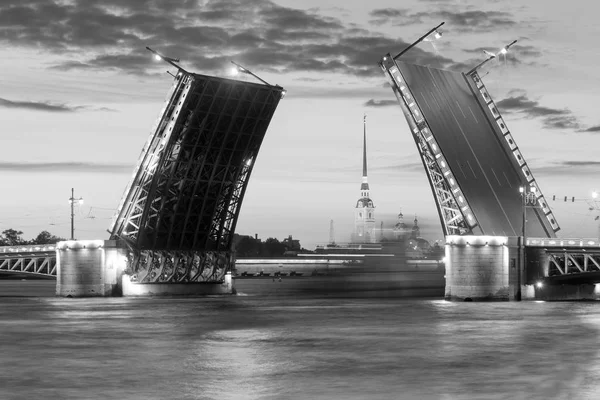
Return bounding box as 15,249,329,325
0,245,56,278
380,32,598,301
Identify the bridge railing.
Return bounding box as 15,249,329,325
0,244,56,254
527,238,600,248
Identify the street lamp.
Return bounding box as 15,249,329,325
69,188,83,240
466,39,518,75
229,60,272,86
519,185,537,297
393,22,445,59
146,46,188,75
592,190,600,240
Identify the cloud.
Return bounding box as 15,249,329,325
0,162,133,173
369,9,518,32
583,125,600,133
373,161,424,173
364,99,398,108
496,93,584,130
532,161,600,177
0,97,118,113
0,97,83,112
0,0,461,78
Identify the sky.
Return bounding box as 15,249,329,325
0,0,599,249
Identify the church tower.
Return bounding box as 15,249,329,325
353,115,376,243
410,215,421,239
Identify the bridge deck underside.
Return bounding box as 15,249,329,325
111,74,282,252
396,62,551,237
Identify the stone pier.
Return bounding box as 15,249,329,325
444,235,521,301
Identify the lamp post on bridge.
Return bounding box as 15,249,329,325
146,46,188,76
393,22,445,60
519,185,537,298
69,188,83,241
592,190,600,241
466,40,518,75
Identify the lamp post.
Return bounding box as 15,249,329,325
466,39,518,75
230,61,272,86
393,22,445,60
69,188,83,240
519,185,537,298
146,46,188,75
593,190,600,240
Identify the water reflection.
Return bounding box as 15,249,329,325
1,288,600,399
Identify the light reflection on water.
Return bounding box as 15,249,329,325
1,288,600,399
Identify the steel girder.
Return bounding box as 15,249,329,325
0,245,57,277
547,250,600,277
109,72,284,283
380,54,476,236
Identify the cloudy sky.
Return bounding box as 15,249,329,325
0,0,599,248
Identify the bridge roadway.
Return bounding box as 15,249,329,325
396,61,551,237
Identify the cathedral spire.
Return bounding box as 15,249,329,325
361,114,369,192
363,114,368,178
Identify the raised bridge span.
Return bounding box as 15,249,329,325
379,46,599,300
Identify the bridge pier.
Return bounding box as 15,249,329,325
56,240,235,297
56,240,128,297
444,236,522,301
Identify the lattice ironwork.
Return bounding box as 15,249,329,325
547,250,600,277
380,55,476,236
0,245,57,277
109,71,284,283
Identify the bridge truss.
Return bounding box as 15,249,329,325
528,238,600,279
109,70,284,283
0,245,56,277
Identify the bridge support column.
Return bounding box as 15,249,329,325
445,236,521,301
56,240,128,297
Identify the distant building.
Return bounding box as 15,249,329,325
410,215,421,239
282,235,301,252
352,115,376,243
393,209,409,240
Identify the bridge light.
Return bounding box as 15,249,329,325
393,21,445,59
536,281,543,288
281,89,287,99
230,60,272,86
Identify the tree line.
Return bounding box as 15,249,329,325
233,234,305,257
0,229,66,246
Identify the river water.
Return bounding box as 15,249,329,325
1,280,600,400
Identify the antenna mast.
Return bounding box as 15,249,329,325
329,220,336,245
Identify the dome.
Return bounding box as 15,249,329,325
408,237,431,250
394,222,407,230
356,197,374,208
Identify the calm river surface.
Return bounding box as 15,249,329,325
1,280,600,400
